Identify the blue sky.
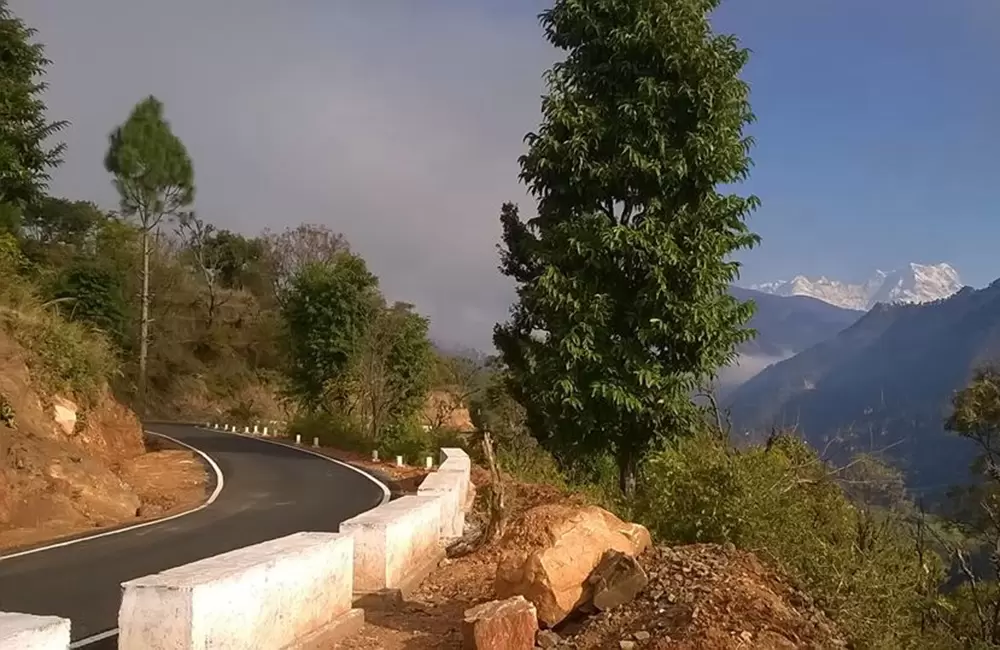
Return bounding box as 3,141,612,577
712,0,1000,287
12,0,1000,349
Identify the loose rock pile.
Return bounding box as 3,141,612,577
556,544,848,650
461,504,847,650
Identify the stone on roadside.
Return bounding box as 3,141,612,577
536,629,561,648
462,595,538,650
588,550,649,612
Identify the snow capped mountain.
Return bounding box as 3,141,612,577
748,263,963,311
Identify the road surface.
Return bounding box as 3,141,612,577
0,423,387,647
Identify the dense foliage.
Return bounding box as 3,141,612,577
495,0,760,494
0,0,67,209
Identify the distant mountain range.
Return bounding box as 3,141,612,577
725,281,1000,492
749,263,963,311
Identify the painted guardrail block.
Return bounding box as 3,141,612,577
339,495,444,596
417,469,466,540
118,532,361,649
0,613,70,650
438,447,472,501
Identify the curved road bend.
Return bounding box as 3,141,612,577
0,423,387,646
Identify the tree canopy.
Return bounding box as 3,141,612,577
495,0,760,493
0,0,67,208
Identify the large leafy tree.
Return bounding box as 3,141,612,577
280,252,380,411
105,96,195,413
495,0,760,494
0,1,67,208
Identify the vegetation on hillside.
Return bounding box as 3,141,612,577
0,2,479,463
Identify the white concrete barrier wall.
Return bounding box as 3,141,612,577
417,469,465,540
118,532,357,650
0,612,70,650
339,495,443,593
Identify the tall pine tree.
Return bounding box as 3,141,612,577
495,0,760,494
105,96,195,414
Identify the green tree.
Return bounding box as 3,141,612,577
52,262,129,347
494,0,760,494
351,302,433,442
104,96,195,414
280,253,379,411
21,197,104,248
0,1,67,208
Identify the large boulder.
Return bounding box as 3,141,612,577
494,505,651,627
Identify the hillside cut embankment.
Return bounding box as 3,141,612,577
0,332,207,552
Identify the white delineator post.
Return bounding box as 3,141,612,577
372,450,379,462
313,437,319,448
262,426,268,436
425,456,433,469
0,612,71,650
253,424,258,434
295,434,302,444
396,455,404,467
118,532,362,650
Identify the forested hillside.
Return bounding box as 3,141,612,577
729,285,862,358
0,3,482,463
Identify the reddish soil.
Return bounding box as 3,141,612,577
0,334,209,553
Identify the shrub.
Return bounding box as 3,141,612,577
635,431,941,650
287,410,372,454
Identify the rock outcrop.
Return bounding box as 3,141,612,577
494,505,651,627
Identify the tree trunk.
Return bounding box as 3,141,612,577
617,445,638,497
447,429,506,558
138,229,150,417
481,429,507,544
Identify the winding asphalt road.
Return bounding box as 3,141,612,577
0,423,388,647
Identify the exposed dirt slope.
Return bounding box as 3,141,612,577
0,333,208,552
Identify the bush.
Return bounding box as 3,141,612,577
288,410,372,454
0,235,118,403
635,431,941,650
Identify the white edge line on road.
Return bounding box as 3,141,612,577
9,425,389,649
68,628,118,649
0,430,225,564
214,427,391,506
